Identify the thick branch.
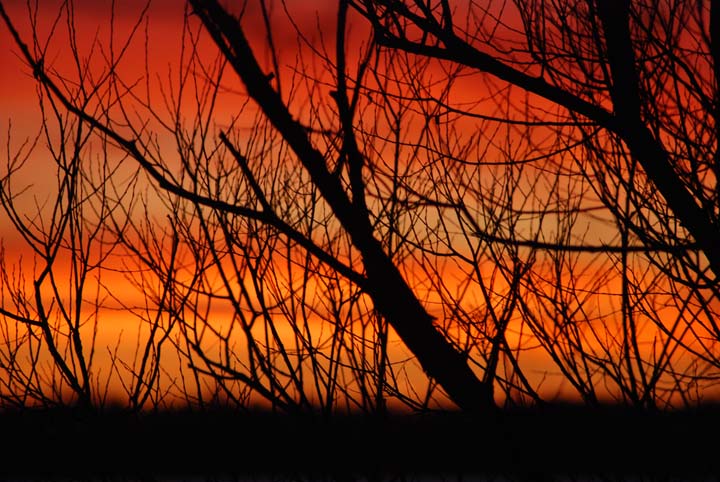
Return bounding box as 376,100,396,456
597,1,720,275
190,0,494,411
360,1,720,280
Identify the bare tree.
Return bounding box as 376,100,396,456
1,0,499,412
0,0,178,411
3,0,720,414
350,0,720,406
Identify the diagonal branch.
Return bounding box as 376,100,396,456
190,0,495,411
356,0,720,280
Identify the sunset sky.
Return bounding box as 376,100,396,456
1,0,718,412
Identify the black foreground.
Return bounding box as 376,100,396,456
0,403,718,480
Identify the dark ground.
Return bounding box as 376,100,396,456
0,403,718,480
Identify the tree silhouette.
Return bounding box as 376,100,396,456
1,0,720,416
351,0,720,407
